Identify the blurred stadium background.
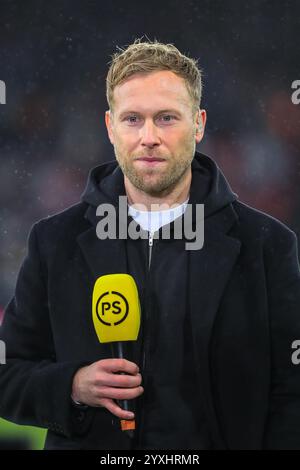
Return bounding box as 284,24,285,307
0,0,300,449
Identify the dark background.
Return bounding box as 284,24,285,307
1,0,300,320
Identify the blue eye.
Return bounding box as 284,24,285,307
125,116,139,123
159,115,176,122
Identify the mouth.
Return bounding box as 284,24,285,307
135,156,166,166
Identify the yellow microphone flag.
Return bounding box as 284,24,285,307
92,274,141,343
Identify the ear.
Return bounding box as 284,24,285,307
194,108,207,144
105,110,115,145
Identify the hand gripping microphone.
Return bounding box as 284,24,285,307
92,274,141,436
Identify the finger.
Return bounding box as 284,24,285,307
99,398,135,420
98,372,142,388
99,358,140,375
97,385,144,401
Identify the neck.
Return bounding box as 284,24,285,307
125,167,192,211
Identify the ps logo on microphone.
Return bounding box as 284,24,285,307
96,290,129,326
92,274,141,344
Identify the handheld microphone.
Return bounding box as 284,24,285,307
92,273,141,436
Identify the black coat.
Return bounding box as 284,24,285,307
1,152,300,450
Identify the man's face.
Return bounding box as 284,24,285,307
105,70,206,196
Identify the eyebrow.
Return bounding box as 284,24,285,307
118,109,182,119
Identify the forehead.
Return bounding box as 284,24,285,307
113,70,192,113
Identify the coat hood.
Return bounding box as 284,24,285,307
81,151,238,220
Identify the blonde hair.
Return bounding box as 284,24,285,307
106,39,202,113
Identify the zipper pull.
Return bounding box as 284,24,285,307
149,231,153,247
148,232,154,270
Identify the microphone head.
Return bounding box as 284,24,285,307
92,273,141,343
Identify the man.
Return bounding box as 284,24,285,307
1,40,300,450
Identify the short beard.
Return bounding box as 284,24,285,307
115,152,193,197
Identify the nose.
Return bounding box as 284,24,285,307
140,120,161,148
